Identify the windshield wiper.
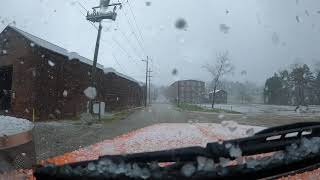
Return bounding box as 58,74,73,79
34,122,320,180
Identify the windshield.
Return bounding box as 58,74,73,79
1,0,320,179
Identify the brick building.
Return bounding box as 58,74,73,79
167,80,205,104
0,26,143,120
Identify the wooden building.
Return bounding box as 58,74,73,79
0,26,143,120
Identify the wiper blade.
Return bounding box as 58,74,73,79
34,122,320,179
98,122,320,162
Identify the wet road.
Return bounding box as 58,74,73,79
34,103,320,160
130,103,320,127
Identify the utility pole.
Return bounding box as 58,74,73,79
86,0,121,113
177,81,180,106
148,68,152,105
142,56,149,107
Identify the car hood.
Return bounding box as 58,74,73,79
44,122,264,165
11,123,320,180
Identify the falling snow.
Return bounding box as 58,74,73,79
63,90,68,97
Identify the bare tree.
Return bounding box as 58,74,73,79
203,51,234,108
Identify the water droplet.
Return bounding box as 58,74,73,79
48,60,55,67
87,162,96,171
145,1,151,6
84,87,97,100
246,128,254,136
175,18,187,30
181,163,195,177
219,24,230,34
218,114,225,119
63,90,68,97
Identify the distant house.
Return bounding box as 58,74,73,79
209,90,228,104
0,26,143,120
167,80,205,104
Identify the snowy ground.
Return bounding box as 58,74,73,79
201,103,320,117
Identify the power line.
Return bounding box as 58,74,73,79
71,1,139,75
126,0,146,50
115,22,144,59
71,0,145,76
117,0,146,56
111,37,143,71
112,53,125,72
76,1,89,12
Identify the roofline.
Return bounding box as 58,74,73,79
3,25,140,85
169,79,205,86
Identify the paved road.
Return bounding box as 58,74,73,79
33,103,320,160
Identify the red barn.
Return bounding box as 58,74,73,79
0,26,143,120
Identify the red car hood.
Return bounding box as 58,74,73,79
44,122,265,165
6,123,320,180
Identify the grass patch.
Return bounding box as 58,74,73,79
100,110,131,123
176,103,240,114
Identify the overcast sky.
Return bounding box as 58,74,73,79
1,0,320,86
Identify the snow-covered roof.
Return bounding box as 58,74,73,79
68,52,104,69
6,26,140,84
209,90,226,94
9,26,104,69
104,67,139,84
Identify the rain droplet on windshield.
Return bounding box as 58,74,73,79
87,162,96,171
219,24,230,34
296,16,300,23
172,68,178,76
229,145,242,158
48,60,55,67
272,32,280,45
218,114,225,119
175,18,187,30
84,87,97,100
145,1,151,6
240,70,247,75
246,128,255,136
181,163,196,177
305,10,310,16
